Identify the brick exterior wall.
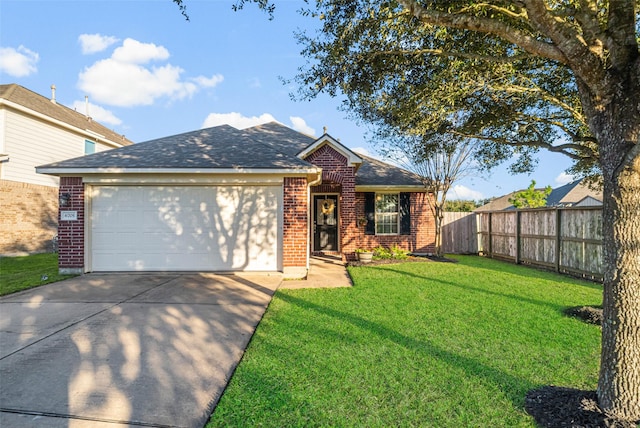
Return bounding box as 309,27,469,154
350,192,436,259
0,179,58,255
306,145,358,260
57,177,85,272
282,177,308,268
305,144,435,260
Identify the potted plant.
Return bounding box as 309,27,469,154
355,248,373,263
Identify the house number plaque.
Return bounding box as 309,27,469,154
60,211,78,221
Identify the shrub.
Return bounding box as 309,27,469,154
372,245,409,260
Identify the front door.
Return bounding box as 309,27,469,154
313,195,338,251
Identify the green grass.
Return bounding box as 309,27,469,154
208,255,602,427
0,253,76,296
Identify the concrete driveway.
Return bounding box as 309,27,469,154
0,272,282,428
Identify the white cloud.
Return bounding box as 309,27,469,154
192,74,224,88
71,100,122,126
248,77,261,88
202,112,277,129
77,38,220,107
555,172,575,185
289,116,315,136
78,34,119,54
0,45,38,77
448,185,483,200
111,38,169,64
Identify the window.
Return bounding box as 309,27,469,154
375,193,399,234
84,140,96,155
364,192,411,236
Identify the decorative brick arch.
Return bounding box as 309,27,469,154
322,170,344,184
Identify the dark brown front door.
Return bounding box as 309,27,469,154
313,195,338,251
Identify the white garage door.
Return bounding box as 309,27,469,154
90,185,281,271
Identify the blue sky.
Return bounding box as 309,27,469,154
0,0,576,199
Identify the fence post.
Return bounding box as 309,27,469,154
488,212,493,258
515,210,521,265
475,213,481,255
555,208,561,273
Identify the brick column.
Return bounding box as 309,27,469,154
412,192,436,254
58,177,85,274
283,177,308,278
340,166,358,260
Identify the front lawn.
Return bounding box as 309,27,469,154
0,253,76,296
208,255,602,427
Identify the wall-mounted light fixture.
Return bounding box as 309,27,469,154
59,192,71,207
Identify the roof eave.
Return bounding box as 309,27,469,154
355,184,429,193
36,166,322,176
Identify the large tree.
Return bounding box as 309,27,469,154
291,2,640,421
181,0,640,420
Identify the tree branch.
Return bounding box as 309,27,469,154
605,0,638,68
448,129,596,161
521,0,608,94
367,48,532,63
397,0,568,63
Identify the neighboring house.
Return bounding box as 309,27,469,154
473,191,519,212
0,84,133,254
545,179,602,207
475,178,602,212
37,122,435,277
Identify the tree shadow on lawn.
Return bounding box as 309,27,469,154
369,265,636,427
276,292,536,413
376,265,568,313
447,256,603,292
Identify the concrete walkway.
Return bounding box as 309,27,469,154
280,255,353,289
0,272,281,428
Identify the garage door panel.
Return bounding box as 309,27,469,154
90,186,281,272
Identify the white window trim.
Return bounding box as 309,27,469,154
375,192,400,236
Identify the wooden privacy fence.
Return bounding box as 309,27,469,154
476,207,603,280
442,212,478,254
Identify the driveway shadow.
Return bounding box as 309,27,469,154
0,272,281,428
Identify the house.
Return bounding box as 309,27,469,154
475,178,602,212
37,122,435,276
545,179,602,207
0,84,133,254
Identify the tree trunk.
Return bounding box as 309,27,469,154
433,204,444,257
597,148,640,421
583,70,640,421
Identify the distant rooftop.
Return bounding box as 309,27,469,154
0,83,133,147
475,178,602,211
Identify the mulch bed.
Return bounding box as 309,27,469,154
564,305,604,326
525,386,639,428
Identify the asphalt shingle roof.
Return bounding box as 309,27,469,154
243,122,315,156
39,125,314,170
546,179,602,206
0,84,133,147
355,154,425,186
39,120,425,187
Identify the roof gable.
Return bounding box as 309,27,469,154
0,84,133,147
298,134,363,168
